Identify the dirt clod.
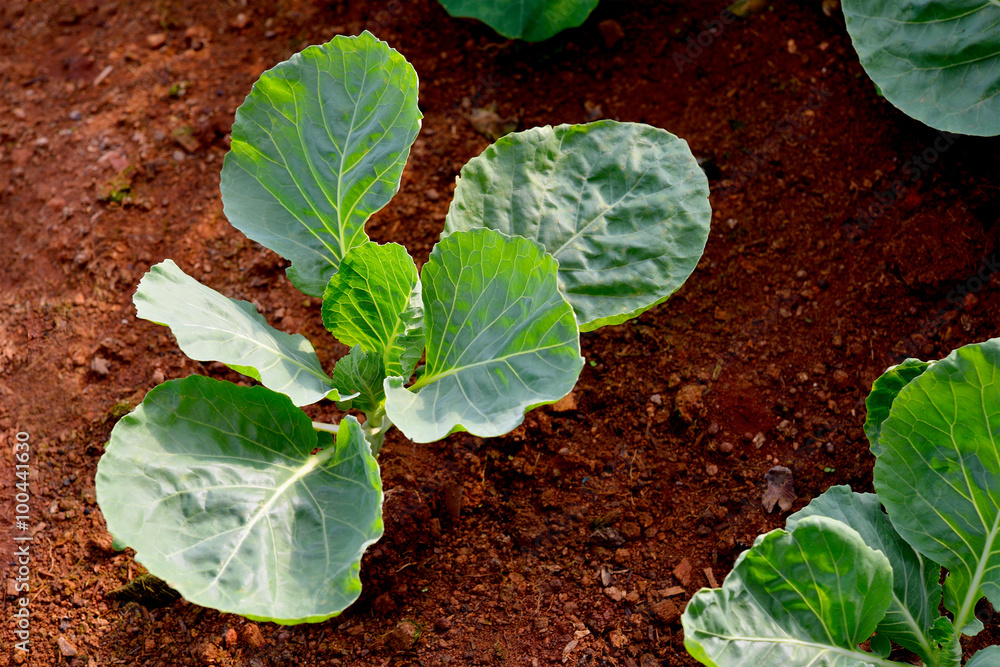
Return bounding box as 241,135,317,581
672,558,693,587
649,599,681,624
241,623,265,648
387,620,420,651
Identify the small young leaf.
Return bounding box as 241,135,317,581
221,32,422,296
385,228,583,443
95,376,383,624
444,121,711,331
332,345,386,415
322,242,423,379
134,260,336,406
842,0,1000,136
786,486,959,665
873,338,1000,637
437,0,600,42
682,516,898,666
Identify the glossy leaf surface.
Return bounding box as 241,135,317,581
134,260,336,406
444,121,710,331
323,242,423,379
221,32,422,295
385,228,583,442
787,486,958,665
683,516,899,667
872,338,1000,636
437,0,599,41
96,376,383,624
842,0,1000,135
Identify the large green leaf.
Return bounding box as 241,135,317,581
437,0,600,41
332,345,385,415
384,228,583,443
133,260,336,407
95,376,383,624
322,242,423,379
967,646,1000,667
873,338,1000,637
444,121,710,331
786,487,959,666
220,32,422,296
842,0,1000,136
864,358,933,455
682,516,902,667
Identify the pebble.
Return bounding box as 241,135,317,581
230,12,251,29
173,150,186,162
598,19,625,48
146,33,166,49
151,368,165,384
69,110,82,121
90,357,110,376
57,636,79,657
425,188,440,201
705,463,718,476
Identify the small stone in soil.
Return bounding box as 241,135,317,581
672,558,693,586
57,636,79,657
90,356,110,375
146,33,166,49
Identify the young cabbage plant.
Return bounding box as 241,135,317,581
841,0,1000,136
437,0,600,41
95,32,711,624
682,337,1000,667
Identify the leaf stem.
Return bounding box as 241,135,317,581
311,421,340,435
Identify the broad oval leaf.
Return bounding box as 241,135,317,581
842,0,1000,136
221,32,422,296
873,338,1000,637
682,516,896,667
864,358,933,455
967,646,1000,667
444,121,711,331
786,486,959,665
384,228,583,443
322,242,423,379
134,260,336,406
437,0,600,42
95,376,383,624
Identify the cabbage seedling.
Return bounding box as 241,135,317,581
682,337,1000,667
95,32,711,624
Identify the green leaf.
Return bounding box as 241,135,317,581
437,0,600,41
95,376,383,624
842,0,1000,136
967,646,1000,667
322,242,423,379
384,228,583,443
786,486,959,666
443,121,711,331
220,32,422,296
332,345,386,415
134,260,336,407
682,516,900,667
873,338,1000,637
864,358,933,455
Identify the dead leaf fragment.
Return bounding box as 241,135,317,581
762,465,796,513
468,107,517,141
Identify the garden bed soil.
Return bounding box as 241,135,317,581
1,1,999,665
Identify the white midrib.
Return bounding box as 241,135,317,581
194,445,336,596
703,633,910,667
954,509,1000,637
